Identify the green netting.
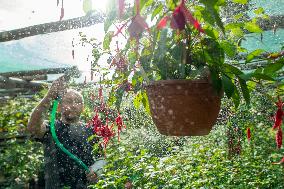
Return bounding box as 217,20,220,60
0,1,283,74
242,29,284,52
0,42,70,73
251,0,284,16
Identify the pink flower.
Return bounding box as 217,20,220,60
157,0,204,33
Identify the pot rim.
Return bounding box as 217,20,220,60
146,79,210,86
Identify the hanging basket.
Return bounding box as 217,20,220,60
145,79,222,136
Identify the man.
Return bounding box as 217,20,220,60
27,76,99,189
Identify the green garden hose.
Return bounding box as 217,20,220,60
50,99,90,173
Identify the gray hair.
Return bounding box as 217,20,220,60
63,89,84,104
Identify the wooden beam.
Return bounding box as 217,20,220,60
0,13,104,43
0,76,44,89
0,88,42,97
19,74,48,81
0,67,70,77
258,15,284,31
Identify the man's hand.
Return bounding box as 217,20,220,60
47,75,67,99
86,170,98,183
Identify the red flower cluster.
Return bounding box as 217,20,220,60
272,97,283,149
86,87,127,155
94,120,115,150
157,0,204,33
247,127,251,143
115,113,126,142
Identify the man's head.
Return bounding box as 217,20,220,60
60,89,84,124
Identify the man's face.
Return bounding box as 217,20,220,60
60,91,84,123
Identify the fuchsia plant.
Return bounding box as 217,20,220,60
87,87,126,156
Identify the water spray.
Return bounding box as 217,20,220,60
49,66,90,172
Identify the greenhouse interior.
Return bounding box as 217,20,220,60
0,0,284,188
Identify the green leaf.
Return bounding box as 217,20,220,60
151,4,163,20
216,0,226,6
142,91,151,114
246,49,264,63
200,0,225,34
263,62,284,74
222,74,235,98
115,88,124,110
203,26,219,39
247,81,256,92
223,64,243,75
210,68,222,93
133,92,143,109
166,0,176,10
103,31,114,50
220,41,237,58
232,85,240,108
83,0,92,14
239,72,253,81
232,0,248,4
254,7,264,15
244,22,263,33
104,0,117,32
225,23,244,30
230,27,244,38
252,73,275,81
234,13,244,21
238,77,250,105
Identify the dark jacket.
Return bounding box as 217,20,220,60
41,120,98,189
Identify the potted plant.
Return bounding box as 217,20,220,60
86,0,282,136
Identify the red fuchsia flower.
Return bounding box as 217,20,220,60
113,21,129,38
94,120,115,155
84,76,87,84
90,93,95,101
118,0,125,19
72,49,74,59
98,87,103,99
91,70,94,81
87,112,103,132
171,5,186,30
128,0,149,39
118,80,133,92
157,16,170,30
276,127,283,149
110,43,128,71
59,0,64,21
272,156,284,165
273,97,284,129
60,7,64,20
157,0,204,33
115,113,126,142
247,127,251,143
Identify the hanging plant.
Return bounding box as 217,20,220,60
82,0,284,136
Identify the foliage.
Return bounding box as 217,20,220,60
0,92,45,187
89,91,284,188
82,0,284,111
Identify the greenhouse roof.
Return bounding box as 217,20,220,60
0,0,283,74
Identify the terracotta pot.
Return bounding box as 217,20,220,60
145,79,221,136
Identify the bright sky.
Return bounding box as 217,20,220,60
0,0,108,31
0,0,109,82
